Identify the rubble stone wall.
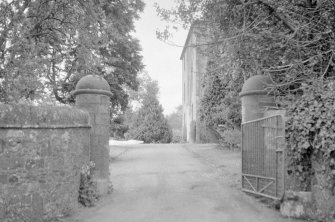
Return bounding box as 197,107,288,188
0,104,91,221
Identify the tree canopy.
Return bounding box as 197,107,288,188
156,0,335,125
0,0,145,110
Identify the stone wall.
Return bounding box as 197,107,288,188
75,93,110,195
0,104,91,221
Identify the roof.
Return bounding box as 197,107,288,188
180,21,207,60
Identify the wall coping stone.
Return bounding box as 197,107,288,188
0,104,90,126
239,89,273,97
72,89,113,97
0,124,91,129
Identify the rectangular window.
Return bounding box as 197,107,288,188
183,83,185,102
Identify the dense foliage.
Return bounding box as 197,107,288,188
286,81,335,191
110,114,129,139
156,0,335,88
0,0,144,110
156,0,335,148
200,72,241,130
126,76,172,143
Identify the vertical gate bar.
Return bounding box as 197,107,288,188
266,122,268,175
271,118,274,177
245,123,247,174
262,119,264,177
272,118,274,176
249,123,252,174
257,121,260,176
259,121,265,176
253,122,255,175
270,119,272,192
250,122,253,175
281,116,286,196
256,176,259,192
270,118,272,177
247,123,249,174
268,118,271,194
248,123,251,174
275,116,278,197
267,118,269,177
241,124,244,189
252,122,254,175
261,119,264,176
256,121,262,176
254,122,256,175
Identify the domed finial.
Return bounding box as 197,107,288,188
239,75,276,123
239,75,273,97
72,75,112,97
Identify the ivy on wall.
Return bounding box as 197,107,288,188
286,81,335,191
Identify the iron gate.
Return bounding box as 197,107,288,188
241,115,285,199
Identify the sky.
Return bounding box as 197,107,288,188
133,0,188,115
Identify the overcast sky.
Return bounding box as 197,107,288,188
133,0,188,115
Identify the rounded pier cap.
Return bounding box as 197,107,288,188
239,75,273,97
73,75,113,97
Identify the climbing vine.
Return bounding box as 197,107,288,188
286,81,335,191
78,161,99,207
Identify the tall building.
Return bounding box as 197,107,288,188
180,22,208,143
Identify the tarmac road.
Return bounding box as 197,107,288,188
73,144,300,222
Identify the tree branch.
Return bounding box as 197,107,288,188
321,53,334,79
257,0,296,33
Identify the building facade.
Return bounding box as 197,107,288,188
180,23,208,143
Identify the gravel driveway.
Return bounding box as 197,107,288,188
69,144,301,222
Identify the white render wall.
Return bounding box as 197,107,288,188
181,25,208,143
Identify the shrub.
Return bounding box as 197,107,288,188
171,129,184,143
219,129,241,150
78,161,99,207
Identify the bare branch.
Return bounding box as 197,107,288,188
321,53,334,79
257,0,296,33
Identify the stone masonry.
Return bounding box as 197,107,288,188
0,75,113,221
73,75,113,195
0,104,91,221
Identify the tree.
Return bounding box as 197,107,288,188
156,0,335,95
155,0,335,131
0,0,144,111
127,76,172,143
109,72,157,140
166,105,183,143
